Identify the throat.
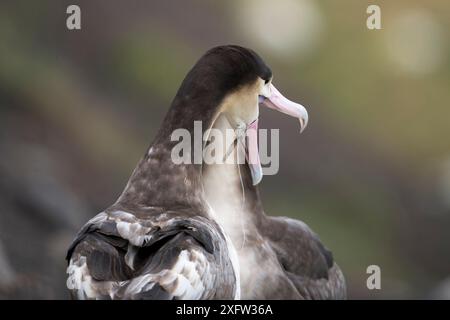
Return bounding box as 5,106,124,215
202,115,262,247
203,162,251,246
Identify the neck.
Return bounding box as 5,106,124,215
116,85,264,221
116,82,223,212
117,143,205,211
116,115,265,227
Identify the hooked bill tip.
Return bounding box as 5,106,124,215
299,118,307,133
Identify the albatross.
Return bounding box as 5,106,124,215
66,45,346,299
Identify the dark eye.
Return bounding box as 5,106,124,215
264,79,270,84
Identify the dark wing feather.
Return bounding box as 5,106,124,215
66,211,238,300
264,216,346,299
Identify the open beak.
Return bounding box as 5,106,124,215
246,83,309,185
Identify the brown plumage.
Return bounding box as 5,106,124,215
66,45,346,299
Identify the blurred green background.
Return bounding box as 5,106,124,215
0,0,449,299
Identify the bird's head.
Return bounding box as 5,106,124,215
165,45,308,185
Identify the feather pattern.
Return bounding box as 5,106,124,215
66,209,239,299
